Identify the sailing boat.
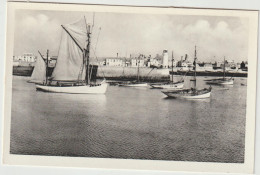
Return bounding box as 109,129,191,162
162,46,211,99
118,54,148,87
150,51,184,89
205,57,234,85
35,17,108,94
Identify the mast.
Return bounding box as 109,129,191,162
171,51,174,83
194,45,197,88
223,57,226,80
46,50,49,85
85,24,92,84
137,55,140,82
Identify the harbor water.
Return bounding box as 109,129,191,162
10,75,247,163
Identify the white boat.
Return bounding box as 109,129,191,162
150,81,184,89
162,46,211,99
35,17,108,94
205,77,234,85
205,57,234,85
150,51,184,89
36,80,108,94
162,88,211,99
119,82,148,87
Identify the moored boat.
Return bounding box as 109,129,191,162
205,57,234,85
162,46,212,99
119,81,148,87
150,81,184,89
162,88,211,99
118,55,148,87
150,51,184,89
205,77,234,85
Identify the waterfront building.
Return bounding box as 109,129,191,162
131,59,145,67
162,50,169,68
148,58,160,67
125,61,131,67
13,53,37,63
105,58,124,66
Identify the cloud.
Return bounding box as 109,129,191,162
15,13,61,56
14,12,249,63
171,19,249,62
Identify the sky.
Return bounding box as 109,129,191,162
13,9,249,62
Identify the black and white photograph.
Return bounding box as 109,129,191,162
2,2,258,174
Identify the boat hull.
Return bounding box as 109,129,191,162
36,83,108,94
150,83,184,89
206,79,234,85
162,89,211,99
119,83,148,87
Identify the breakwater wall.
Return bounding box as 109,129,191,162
97,66,170,82
172,70,248,77
13,66,34,76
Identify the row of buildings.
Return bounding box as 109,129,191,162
100,50,169,68
13,54,57,67
13,51,248,71
100,50,248,71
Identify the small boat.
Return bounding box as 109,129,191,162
162,88,211,99
205,77,234,85
118,55,148,87
35,17,108,94
162,46,211,99
205,57,234,85
150,51,184,89
150,81,184,89
119,81,148,87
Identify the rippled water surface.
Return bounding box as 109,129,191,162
10,76,247,163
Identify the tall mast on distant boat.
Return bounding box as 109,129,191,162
193,45,197,89
137,55,140,82
171,51,174,83
223,57,226,80
85,21,92,84
46,49,49,85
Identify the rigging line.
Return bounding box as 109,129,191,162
94,27,101,53
91,13,95,31
61,25,83,52
146,67,155,76
91,46,106,78
89,26,105,78
38,51,45,62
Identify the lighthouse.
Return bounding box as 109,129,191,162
162,50,169,68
